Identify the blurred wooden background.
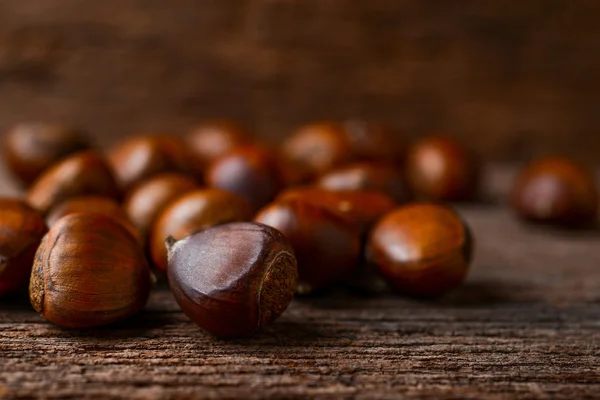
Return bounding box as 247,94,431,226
0,0,599,161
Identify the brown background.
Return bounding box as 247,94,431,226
0,0,599,161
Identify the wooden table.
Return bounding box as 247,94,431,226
1,167,599,399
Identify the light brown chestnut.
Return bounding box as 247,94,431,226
367,203,473,298
316,162,411,203
0,199,47,297
26,151,120,216
343,121,406,165
29,213,151,328
108,135,195,191
205,146,283,210
2,123,90,186
124,173,198,243
150,189,253,273
186,121,251,170
511,156,598,227
167,222,298,337
255,199,361,294
406,136,480,201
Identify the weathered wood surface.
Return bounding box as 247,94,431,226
1,167,600,399
1,1,600,160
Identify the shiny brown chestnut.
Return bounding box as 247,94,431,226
108,135,195,191
46,196,139,242
281,121,354,178
124,173,198,244
205,146,283,210
26,151,120,216
255,199,361,294
316,162,411,204
186,121,251,170
150,189,253,273
0,199,47,297
367,203,473,298
277,187,397,234
2,123,90,186
342,121,406,165
406,136,480,201
30,213,151,328
167,222,298,338
510,156,598,227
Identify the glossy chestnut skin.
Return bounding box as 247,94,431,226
150,189,253,273
108,135,194,191
3,123,90,186
186,121,251,170
255,199,361,294
46,196,139,241
406,136,480,201
26,151,120,216
30,213,151,328
282,121,354,178
205,146,283,210
511,156,598,227
124,173,198,243
316,162,411,203
167,222,298,338
343,121,406,165
0,199,47,297
367,203,473,298
277,187,397,234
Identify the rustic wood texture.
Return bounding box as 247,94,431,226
1,166,600,399
1,1,600,161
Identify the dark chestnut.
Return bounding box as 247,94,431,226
124,173,198,244
316,162,411,203
277,187,397,234
511,156,598,227
150,189,253,273
255,199,361,294
167,222,298,338
30,213,151,328
406,136,480,201
0,199,47,297
205,146,283,210
367,203,473,298
281,121,354,178
2,123,90,186
26,151,120,216
342,121,406,165
186,121,251,170
108,135,194,191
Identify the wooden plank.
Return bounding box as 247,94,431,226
1,167,600,399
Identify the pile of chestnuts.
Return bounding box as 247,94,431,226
0,121,596,338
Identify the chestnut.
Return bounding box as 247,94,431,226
124,173,198,244
406,136,480,201
277,187,397,234
254,199,361,294
108,135,195,191
281,121,354,178
30,213,151,328
150,189,253,273
511,156,598,227
316,162,411,203
367,203,473,298
2,123,90,186
26,151,120,216
205,146,283,210
186,121,251,170
46,196,139,242
342,121,406,165
0,199,47,297
167,222,298,338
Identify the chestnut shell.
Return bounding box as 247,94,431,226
167,222,298,338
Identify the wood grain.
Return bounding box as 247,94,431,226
0,1,600,161
1,166,600,399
